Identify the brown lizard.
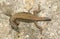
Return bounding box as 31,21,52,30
9,12,51,32
5,3,51,39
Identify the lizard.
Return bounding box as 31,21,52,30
9,12,51,32
5,3,51,39
10,3,51,39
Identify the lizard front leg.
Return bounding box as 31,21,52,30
9,17,20,33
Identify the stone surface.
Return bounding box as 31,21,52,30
0,0,60,39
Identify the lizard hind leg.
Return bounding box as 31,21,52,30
34,21,43,39
33,3,41,15
34,21,43,34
